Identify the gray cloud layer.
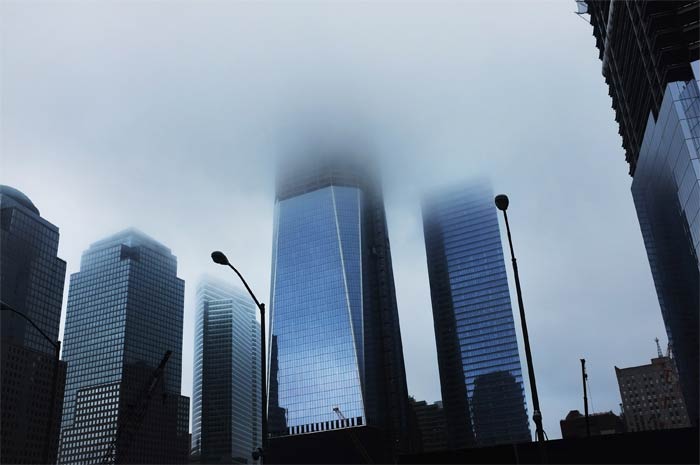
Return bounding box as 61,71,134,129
1,0,666,439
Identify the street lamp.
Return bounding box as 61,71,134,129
494,195,546,443
1,301,62,464
210,251,268,462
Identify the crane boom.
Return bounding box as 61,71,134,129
101,351,172,464
333,407,373,464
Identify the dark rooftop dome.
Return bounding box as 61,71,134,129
0,185,40,215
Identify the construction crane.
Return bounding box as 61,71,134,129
654,338,676,429
580,359,590,437
332,407,372,464
101,351,172,464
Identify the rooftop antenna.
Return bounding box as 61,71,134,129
655,337,663,358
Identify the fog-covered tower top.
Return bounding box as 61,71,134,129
422,181,531,447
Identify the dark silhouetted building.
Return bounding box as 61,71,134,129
191,277,261,464
0,185,67,464
400,426,698,465
422,181,531,447
616,354,691,432
559,410,625,439
267,154,411,456
409,399,447,452
58,229,190,464
583,0,699,425
267,335,287,437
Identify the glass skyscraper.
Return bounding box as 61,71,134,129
422,181,531,448
268,155,411,454
584,0,699,425
58,228,190,464
192,276,261,464
1,185,67,464
630,63,700,426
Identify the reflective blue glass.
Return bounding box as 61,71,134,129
268,157,412,454
270,186,365,433
631,61,700,423
423,181,531,447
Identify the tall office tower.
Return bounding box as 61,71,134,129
616,353,691,432
0,185,67,464
268,154,411,455
422,181,531,448
191,277,261,464
58,229,190,464
583,0,700,425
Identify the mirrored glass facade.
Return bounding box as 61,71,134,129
271,185,365,431
422,182,531,447
268,156,411,454
631,61,700,426
59,229,190,464
192,277,261,464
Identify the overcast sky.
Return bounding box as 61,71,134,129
1,0,668,440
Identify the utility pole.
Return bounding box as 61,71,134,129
1,301,62,464
581,359,590,438
494,195,545,444
211,251,267,463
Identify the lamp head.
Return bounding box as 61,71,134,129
494,194,509,211
211,251,229,266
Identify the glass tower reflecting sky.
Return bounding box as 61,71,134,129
422,181,531,447
192,276,261,464
59,228,189,464
630,62,700,425
268,155,411,453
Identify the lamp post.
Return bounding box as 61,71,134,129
210,251,267,463
1,301,61,464
494,195,545,443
